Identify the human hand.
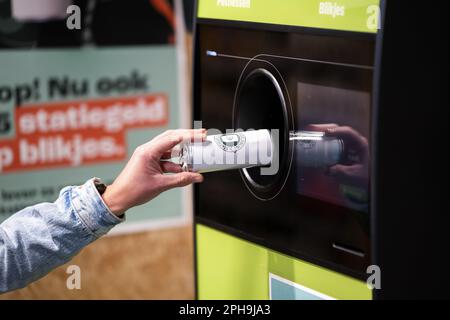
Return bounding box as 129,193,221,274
307,124,369,186
102,129,206,216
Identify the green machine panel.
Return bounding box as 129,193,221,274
196,224,372,300
198,0,380,33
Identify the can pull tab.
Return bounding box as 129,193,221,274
179,140,214,172
159,147,184,170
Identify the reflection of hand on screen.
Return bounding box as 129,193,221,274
307,124,369,187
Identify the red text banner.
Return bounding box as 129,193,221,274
0,94,169,174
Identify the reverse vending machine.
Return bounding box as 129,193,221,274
193,0,449,300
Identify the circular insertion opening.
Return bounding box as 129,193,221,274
234,67,292,201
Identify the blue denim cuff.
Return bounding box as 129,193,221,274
70,178,125,238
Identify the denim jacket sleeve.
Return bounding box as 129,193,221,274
0,178,125,293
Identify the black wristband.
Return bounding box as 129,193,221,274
94,180,107,196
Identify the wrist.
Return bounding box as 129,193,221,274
101,184,128,217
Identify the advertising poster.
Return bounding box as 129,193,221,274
0,0,190,234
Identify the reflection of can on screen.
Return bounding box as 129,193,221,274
292,131,344,168
180,129,273,173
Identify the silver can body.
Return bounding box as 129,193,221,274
292,131,344,168
180,129,273,173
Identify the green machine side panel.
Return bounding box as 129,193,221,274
198,0,380,34
196,224,372,300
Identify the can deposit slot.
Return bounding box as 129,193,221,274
233,67,293,201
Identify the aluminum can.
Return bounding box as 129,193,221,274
180,129,273,173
